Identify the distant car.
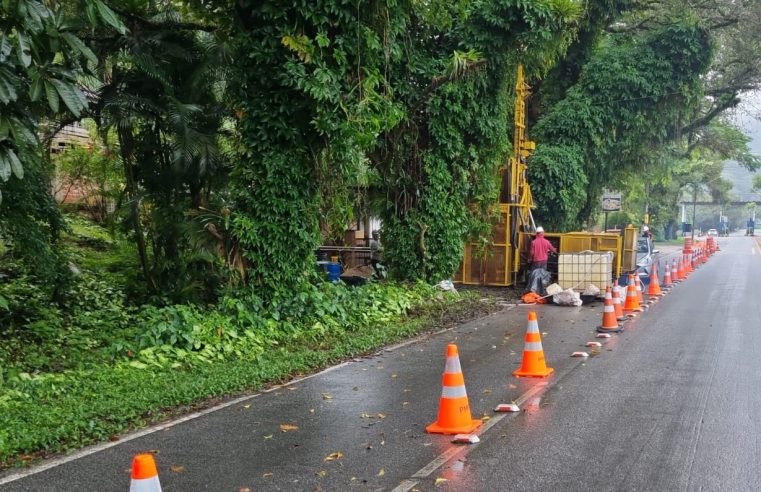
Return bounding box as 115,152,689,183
707,229,718,237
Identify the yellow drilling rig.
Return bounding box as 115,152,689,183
452,65,639,289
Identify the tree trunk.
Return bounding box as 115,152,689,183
118,127,154,291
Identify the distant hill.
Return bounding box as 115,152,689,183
722,160,761,201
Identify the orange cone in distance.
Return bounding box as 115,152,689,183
676,257,685,280
597,286,623,333
686,254,693,274
130,454,162,492
513,312,554,378
426,344,481,434
671,260,679,282
612,279,626,320
623,274,643,313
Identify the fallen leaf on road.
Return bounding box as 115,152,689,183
316,471,327,478
508,384,517,389
377,413,386,419
482,415,491,421
240,488,252,492
288,387,297,391
352,386,360,391
404,388,411,392
403,401,410,406
170,465,185,473
262,472,273,478
310,408,315,413
377,468,385,477
483,389,492,394
148,450,159,454
391,374,398,378
243,404,251,409
263,434,273,439
435,477,448,486
321,393,333,400
280,424,299,432
324,452,344,462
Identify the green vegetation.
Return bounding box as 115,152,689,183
3,0,761,466
1,218,491,465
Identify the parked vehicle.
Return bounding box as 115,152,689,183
707,228,718,237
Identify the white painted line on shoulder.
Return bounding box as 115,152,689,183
1,306,513,485
0,359,353,485
391,382,548,492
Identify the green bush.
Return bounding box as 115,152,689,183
0,280,462,465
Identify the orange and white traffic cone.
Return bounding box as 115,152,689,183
426,344,482,434
676,257,685,281
684,254,692,275
612,279,626,320
513,312,555,378
129,454,162,492
623,274,643,313
647,267,662,297
635,275,646,305
662,262,672,290
671,260,679,283
597,286,623,333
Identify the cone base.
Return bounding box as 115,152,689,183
513,367,555,378
597,324,623,333
426,419,482,435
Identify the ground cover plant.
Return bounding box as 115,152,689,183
0,215,497,468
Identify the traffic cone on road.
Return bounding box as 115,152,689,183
129,454,162,492
671,260,679,283
612,279,626,320
513,312,555,378
426,344,482,434
623,274,643,313
647,267,662,297
662,262,672,290
597,286,623,333
676,257,685,281
684,254,693,275
635,275,646,304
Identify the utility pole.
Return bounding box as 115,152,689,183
691,183,698,240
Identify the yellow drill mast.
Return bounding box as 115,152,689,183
506,64,536,232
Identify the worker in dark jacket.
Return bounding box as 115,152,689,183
529,226,557,270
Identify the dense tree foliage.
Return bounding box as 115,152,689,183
2,0,761,300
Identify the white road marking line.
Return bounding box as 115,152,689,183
0,306,516,485
391,382,549,492
752,247,756,255
0,360,354,485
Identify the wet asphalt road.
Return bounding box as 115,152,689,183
2,236,758,491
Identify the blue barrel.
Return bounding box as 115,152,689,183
327,260,341,282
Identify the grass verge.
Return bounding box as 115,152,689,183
0,290,500,471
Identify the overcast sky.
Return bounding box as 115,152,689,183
724,91,761,201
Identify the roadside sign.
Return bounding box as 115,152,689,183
602,193,622,212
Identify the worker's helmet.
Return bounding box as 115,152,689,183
535,226,544,233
